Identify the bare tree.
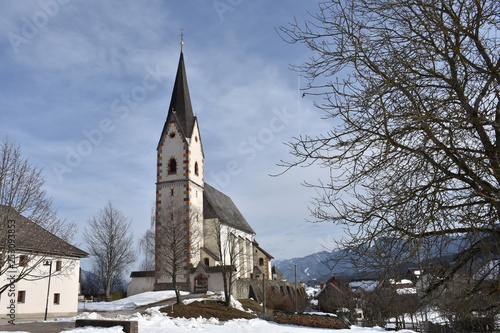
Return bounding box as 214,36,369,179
138,206,155,272
84,201,136,301
0,137,77,295
138,228,155,271
80,270,103,297
208,219,252,307
155,203,201,305
431,272,498,331
278,0,500,312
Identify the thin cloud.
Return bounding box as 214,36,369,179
1,0,338,264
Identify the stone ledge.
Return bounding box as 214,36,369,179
75,319,138,333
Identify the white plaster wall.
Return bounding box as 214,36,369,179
186,120,204,266
188,182,204,266
127,277,155,296
217,225,254,280
207,272,225,292
188,121,204,187
157,119,205,270
159,121,187,183
0,255,80,318
203,218,219,261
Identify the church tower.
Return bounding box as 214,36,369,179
155,51,204,290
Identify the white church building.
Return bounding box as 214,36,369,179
128,51,274,296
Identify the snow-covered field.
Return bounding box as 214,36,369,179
56,308,417,333
7,291,418,333
78,290,189,312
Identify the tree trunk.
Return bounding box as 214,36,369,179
105,276,112,302
172,273,181,305
226,271,233,308
222,269,230,307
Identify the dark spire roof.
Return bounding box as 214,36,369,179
166,51,195,139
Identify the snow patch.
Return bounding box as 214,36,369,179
78,290,189,312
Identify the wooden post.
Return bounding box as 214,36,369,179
262,273,266,314
294,264,297,312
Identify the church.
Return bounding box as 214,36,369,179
128,50,274,295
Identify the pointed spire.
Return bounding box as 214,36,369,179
167,51,195,138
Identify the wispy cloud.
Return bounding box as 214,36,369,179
1,0,339,263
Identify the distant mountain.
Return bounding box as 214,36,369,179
274,250,348,284
274,235,468,283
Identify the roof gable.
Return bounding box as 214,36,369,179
317,276,351,298
253,240,274,259
0,206,88,258
203,183,255,235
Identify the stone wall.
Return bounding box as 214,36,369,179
75,319,138,333
233,279,307,311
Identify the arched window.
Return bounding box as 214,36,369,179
194,162,199,176
204,258,209,267
194,274,208,292
168,158,177,174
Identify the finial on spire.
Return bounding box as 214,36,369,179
180,28,185,50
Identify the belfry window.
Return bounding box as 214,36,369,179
194,162,199,176
168,158,177,174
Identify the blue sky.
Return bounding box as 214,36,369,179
1,0,341,267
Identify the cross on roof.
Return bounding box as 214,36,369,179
180,28,185,49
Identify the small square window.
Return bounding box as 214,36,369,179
54,293,60,305
19,255,27,267
17,291,26,303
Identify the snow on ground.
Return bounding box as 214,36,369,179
9,291,418,333
182,291,250,312
78,290,189,312
305,286,320,298
63,308,418,333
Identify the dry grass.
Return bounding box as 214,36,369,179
239,298,273,314
159,299,267,321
